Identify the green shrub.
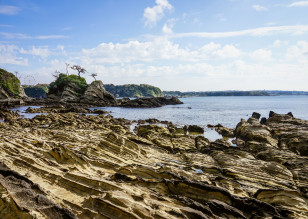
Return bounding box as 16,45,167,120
104,84,163,97
49,73,87,95
0,68,21,97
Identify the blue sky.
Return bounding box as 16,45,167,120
1,0,308,91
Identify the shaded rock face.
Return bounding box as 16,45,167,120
0,110,308,218
0,83,27,106
80,80,117,105
0,87,10,99
118,96,183,108
48,80,116,106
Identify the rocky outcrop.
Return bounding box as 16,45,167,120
0,88,23,106
0,110,308,218
48,82,82,103
47,79,116,106
25,106,109,114
118,96,183,108
80,80,117,106
0,68,28,106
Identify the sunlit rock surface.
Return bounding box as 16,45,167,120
0,109,307,218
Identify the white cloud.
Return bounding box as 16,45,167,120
0,32,31,39
6,39,308,91
80,38,196,64
286,41,308,61
212,45,242,59
252,5,268,11
0,5,20,15
288,1,308,7
143,0,173,27
173,25,308,38
36,35,68,40
250,49,272,62
78,39,246,67
0,44,28,65
162,18,176,34
272,40,288,47
0,32,68,40
19,46,51,58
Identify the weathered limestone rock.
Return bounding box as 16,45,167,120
209,124,234,138
0,110,307,218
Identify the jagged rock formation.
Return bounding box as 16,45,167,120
80,80,117,106
0,109,307,218
47,74,116,106
118,96,183,108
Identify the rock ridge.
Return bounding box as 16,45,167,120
0,109,307,218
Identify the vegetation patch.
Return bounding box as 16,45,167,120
0,68,21,97
49,73,87,96
105,84,163,97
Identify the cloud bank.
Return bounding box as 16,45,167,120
143,0,173,27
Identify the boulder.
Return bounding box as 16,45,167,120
188,125,204,134
252,112,261,119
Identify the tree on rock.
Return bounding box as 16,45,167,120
90,73,98,81
71,65,87,78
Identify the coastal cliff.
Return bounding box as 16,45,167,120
0,68,28,106
0,108,307,218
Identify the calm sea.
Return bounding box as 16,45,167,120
11,96,308,141
94,95,308,128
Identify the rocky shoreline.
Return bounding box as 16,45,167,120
0,107,308,218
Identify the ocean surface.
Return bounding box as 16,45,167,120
11,95,308,141
95,95,308,128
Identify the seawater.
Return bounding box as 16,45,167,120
11,95,308,141
94,95,308,128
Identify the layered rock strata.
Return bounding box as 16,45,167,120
0,109,307,218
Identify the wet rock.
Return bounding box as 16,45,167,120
119,96,183,108
188,125,204,134
252,112,261,119
213,125,234,138
260,117,267,124
92,109,109,115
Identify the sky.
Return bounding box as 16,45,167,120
1,0,308,91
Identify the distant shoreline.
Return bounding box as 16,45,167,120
163,90,308,97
